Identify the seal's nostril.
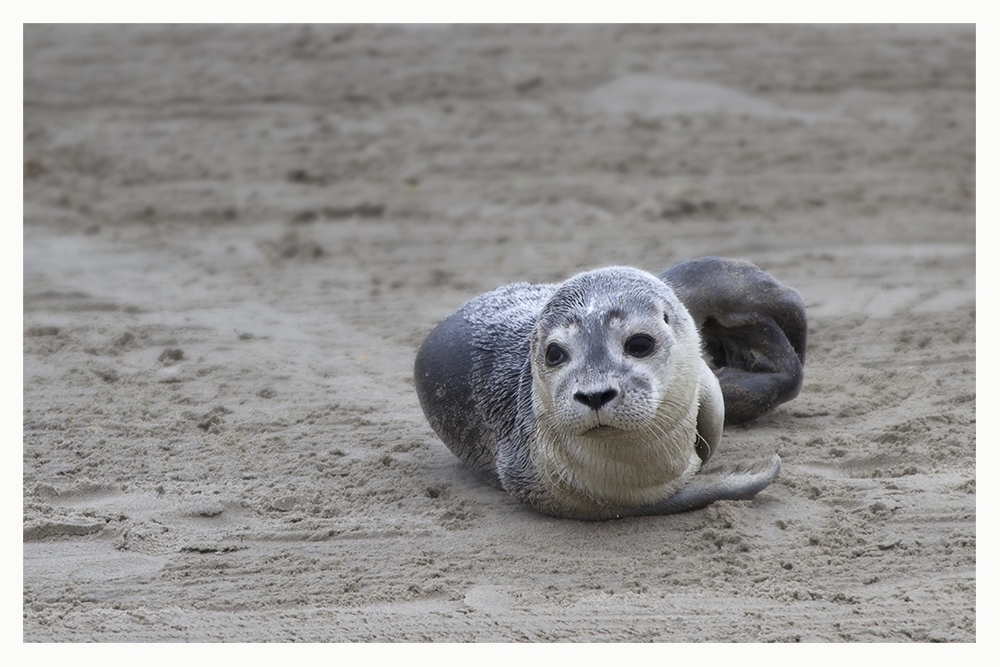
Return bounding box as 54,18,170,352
574,388,618,410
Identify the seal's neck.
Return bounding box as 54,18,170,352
532,403,702,510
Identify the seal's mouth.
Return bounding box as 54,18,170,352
582,424,619,436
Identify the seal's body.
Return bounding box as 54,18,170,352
415,259,804,520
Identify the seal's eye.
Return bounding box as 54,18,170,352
624,334,655,358
545,343,568,367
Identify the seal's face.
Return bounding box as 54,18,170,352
525,267,710,509
529,267,703,442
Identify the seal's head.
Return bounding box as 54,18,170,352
527,267,716,509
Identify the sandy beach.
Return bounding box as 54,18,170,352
23,24,975,641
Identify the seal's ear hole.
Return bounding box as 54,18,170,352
663,312,669,325
545,342,568,367
624,334,655,358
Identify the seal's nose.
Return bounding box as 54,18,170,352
574,388,618,411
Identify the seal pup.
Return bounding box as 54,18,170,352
415,260,802,520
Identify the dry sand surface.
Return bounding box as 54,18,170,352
23,24,975,641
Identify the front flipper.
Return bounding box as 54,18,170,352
660,257,807,425
626,454,781,517
695,362,724,463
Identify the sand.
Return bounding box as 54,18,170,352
23,24,975,642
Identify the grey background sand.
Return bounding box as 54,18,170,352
23,24,974,641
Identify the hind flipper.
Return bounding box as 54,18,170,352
660,257,806,425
